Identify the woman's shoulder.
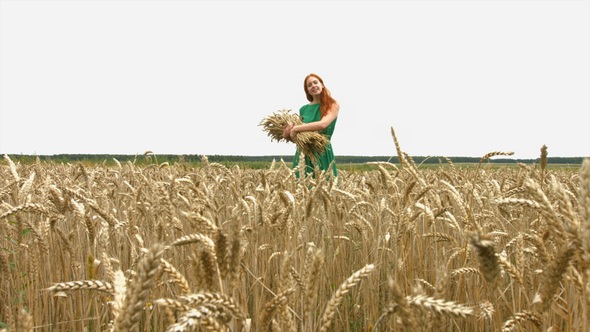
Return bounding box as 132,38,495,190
332,100,340,110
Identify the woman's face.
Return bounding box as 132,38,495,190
306,76,323,96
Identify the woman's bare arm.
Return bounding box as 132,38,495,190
290,102,339,139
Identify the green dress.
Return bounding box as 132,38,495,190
293,103,338,178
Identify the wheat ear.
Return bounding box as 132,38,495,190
388,278,417,332
497,254,524,286
534,242,575,312
501,310,541,332
196,248,220,292
260,288,296,330
214,229,229,279
171,233,216,253
524,178,565,241
167,307,224,332
278,253,297,332
319,264,375,332
160,258,191,295
111,270,127,322
450,267,481,278
179,293,246,321
227,228,243,291
113,243,167,332
154,298,192,312
3,154,20,182
406,294,474,318
470,232,500,286
46,280,114,295
16,307,33,332
479,151,515,164
0,203,48,220
578,159,590,270
539,144,548,182
390,127,406,168
304,247,324,318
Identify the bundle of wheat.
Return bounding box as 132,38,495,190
259,109,329,160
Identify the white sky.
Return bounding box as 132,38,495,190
1,0,588,159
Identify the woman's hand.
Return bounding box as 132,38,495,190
283,123,294,141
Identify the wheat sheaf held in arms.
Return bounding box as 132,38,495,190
259,109,329,161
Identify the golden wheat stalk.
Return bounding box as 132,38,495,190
494,197,541,209
111,270,128,321
476,301,495,321
227,230,243,290
160,258,191,295
178,293,246,323
155,298,192,312
479,151,515,164
16,307,33,332
551,178,580,242
113,243,167,331
18,172,35,205
0,203,48,220
278,252,297,332
171,233,216,253
195,248,220,292
469,232,501,286
540,145,548,182
167,306,224,332
497,254,524,286
46,280,114,295
501,310,541,331
521,232,552,265
0,250,10,276
579,158,590,270
62,187,122,228
319,264,375,332
390,127,406,168
423,232,456,245
534,242,575,312
450,267,481,278
388,279,417,332
259,288,296,330
304,247,324,317
214,229,229,279
23,219,49,255
3,154,20,182
407,294,474,318
524,178,563,234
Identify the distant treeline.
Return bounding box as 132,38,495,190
3,154,587,166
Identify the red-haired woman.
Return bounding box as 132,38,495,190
283,73,339,178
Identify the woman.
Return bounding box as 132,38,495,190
283,73,339,178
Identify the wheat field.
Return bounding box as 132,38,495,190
1,145,589,331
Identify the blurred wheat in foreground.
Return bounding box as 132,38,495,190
1,153,589,331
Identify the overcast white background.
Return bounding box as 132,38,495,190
1,0,588,159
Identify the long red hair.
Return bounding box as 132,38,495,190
304,73,337,118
